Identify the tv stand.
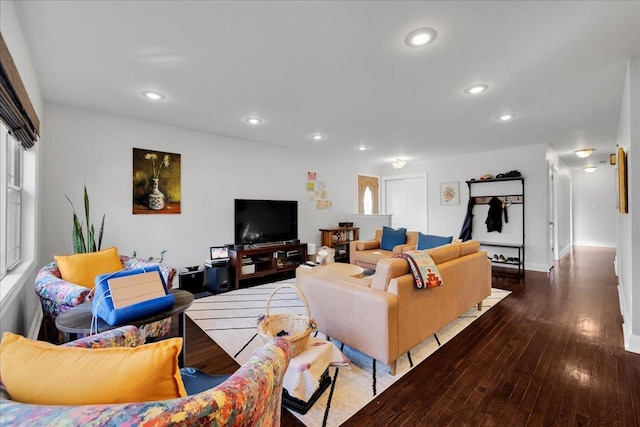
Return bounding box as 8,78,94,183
229,242,307,289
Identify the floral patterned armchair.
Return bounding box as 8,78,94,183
35,255,177,344
0,327,292,426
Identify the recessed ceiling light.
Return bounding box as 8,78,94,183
310,133,325,141
583,166,597,173
405,28,437,47
464,84,488,94
575,148,594,158
498,114,516,121
246,117,263,125
358,145,368,151
141,90,165,100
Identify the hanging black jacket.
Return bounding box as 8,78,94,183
458,198,476,241
485,197,503,233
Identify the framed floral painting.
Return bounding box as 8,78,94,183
440,181,459,205
132,148,181,214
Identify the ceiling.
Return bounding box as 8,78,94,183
12,1,640,169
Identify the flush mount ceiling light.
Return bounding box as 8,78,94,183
141,90,165,100
310,133,325,141
391,159,407,169
246,117,263,125
405,28,437,47
464,84,488,95
583,166,597,173
498,113,516,121
575,148,595,158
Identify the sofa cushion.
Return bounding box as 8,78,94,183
426,244,460,264
356,240,380,251
458,240,480,256
0,332,187,405
371,258,409,291
355,249,394,267
54,246,123,288
380,227,407,251
416,233,453,250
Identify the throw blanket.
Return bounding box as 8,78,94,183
392,250,443,289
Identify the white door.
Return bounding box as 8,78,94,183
547,161,556,270
382,174,427,231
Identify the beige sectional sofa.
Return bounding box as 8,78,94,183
349,229,420,270
303,240,491,375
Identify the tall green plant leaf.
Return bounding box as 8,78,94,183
88,224,96,252
84,186,91,249
66,186,105,254
72,215,86,253
66,194,87,253
97,214,105,251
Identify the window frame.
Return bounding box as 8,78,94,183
1,121,23,279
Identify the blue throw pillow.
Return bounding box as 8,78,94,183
380,227,407,251
416,233,453,250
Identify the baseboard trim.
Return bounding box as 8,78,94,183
28,308,43,340
558,244,571,260
525,262,550,273
622,322,640,354
573,241,616,248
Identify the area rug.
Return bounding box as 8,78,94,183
186,279,510,427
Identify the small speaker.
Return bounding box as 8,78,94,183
205,265,230,294
338,222,353,228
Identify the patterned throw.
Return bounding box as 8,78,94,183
393,250,443,289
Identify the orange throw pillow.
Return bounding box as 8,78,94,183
0,332,186,405
54,246,122,288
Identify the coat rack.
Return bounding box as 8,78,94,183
472,195,523,205
465,177,525,276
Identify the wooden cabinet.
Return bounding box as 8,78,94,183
319,227,359,263
229,243,307,289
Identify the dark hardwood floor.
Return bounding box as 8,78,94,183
183,246,640,426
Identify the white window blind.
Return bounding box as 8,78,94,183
0,32,39,149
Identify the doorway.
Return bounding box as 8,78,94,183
381,173,427,231
357,174,379,214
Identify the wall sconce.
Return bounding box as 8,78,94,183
391,159,407,169
583,166,597,173
575,148,594,158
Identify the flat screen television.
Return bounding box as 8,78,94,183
234,199,298,245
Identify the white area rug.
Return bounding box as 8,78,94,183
186,279,511,427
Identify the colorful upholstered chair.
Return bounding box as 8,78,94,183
0,327,292,426
35,255,177,344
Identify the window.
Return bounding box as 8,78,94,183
363,186,373,214
0,121,22,279
357,174,379,214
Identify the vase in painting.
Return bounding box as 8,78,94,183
149,178,165,210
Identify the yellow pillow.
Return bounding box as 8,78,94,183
0,332,187,405
54,246,123,288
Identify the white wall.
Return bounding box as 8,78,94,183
0,0,44,339
40,104,375,270
616,56,640,354
379,144,551,272
572,166,617,247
